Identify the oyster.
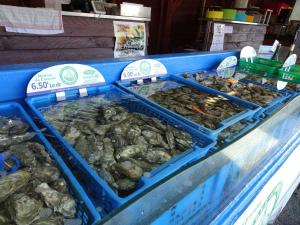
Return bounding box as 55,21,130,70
6,193,43,225
50,178,68,193
0,117,78,223
115,161,143,180
187,74,282,106
35,183,76,218
33,164,60,183
148,84,243,130
32,216,64,225
41,98,194,196
0,170,30,202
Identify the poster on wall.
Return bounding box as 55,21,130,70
113,21,146,58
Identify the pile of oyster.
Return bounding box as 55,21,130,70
0,117,77,225
245,75,300,92
187,73,281,106
42,97,193,196
148,85,243,130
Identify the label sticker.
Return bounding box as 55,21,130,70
271,40,279,52
216,56,237,77
277,54,297,90
217,56,238,71
121,59,168,81
282,54,297,68
27,64,105,96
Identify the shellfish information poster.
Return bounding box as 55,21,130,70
113,21,146,58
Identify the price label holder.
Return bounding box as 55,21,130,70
216,56,238,78
240,46,257,63
277,54,297,90
27,64,106,102
79,88,88,97
121,59,168,84
56,92,66,101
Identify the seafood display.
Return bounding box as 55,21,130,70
40,96,194,197
143,81,244,130
217,119,258,146
245,75,300,92
0,117,77,225
184,73,281,106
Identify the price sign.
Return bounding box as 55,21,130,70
27,64,105,96
277,54,297,90
216,56,237,78
240,46,257,61
121,59,168,81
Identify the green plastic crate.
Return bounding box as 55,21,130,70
239,57,283,78
278,65,300,84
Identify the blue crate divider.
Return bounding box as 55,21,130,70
26,84,216,213
209,118,263,154
0,102,101,225
117,74,262,138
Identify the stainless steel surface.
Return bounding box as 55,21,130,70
62,11,151,21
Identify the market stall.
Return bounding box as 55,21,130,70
0,49,299,224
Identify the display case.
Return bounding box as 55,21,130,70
0,50,299,225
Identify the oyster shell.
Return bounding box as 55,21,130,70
0,170,30,203
6,193,43,225
35,183,76,218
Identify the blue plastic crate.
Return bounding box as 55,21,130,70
117,74,262,138
26,85,216,213
0,102,101,225
180,73,293,118
210,118,262,153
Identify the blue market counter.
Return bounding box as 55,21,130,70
0,50,299,225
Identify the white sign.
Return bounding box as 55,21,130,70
277,54,297,90
224,26,233,34
240,46,257,61
235,145,300,225
27,64,105,96
216,56,237,77
210,23,225,51
121,59,167,81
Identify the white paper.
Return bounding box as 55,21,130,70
224,26,233,34
210,23,225,51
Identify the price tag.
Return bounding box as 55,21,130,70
216,56,237,78
121,59,168,81
277,54,297,90
271,40,279,52
56,92,66,101
240,46,257,62
79,88,88,97
27,64,105,96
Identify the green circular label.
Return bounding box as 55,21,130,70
252,181,283,225
139,61,151,75
60,66,78,85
